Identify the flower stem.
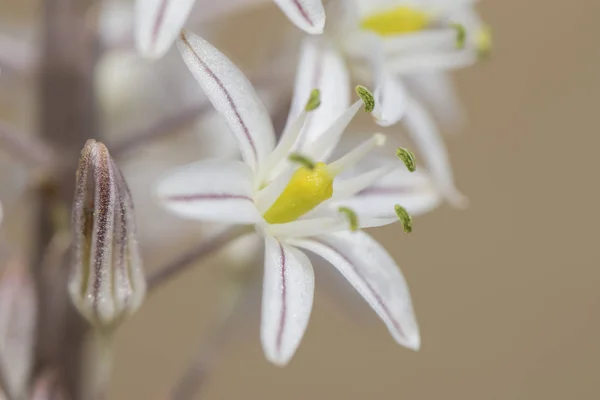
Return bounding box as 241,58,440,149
83,330,115,400
110,103,211,159
147,226,251,292
35,0,101,398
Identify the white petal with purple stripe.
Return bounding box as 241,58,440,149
261,235,315,366
335,166,442,221
154,160,261,224
286,36,351,152
135,0,196,58
178,31,276,172
273,0,326,34
403,97,468,207
290,231,420,350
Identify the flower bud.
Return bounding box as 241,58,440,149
69,140,145,328
0,259,37,399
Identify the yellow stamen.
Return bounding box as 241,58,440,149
477,26,492,59
360,6,430,36
263,163,334,224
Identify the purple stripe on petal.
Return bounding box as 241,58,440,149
180,34,259,163
293,0,315,26
313,239,406,338
164,193,253,202
150,0,169,52
356,186,415,197
276,243,288,355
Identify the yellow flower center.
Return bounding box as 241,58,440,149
360,6,430,36
263,162,334,224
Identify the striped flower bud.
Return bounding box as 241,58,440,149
68,140,145,328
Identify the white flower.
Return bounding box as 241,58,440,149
154,31,442,365
305,0,490,207
135,0,326,58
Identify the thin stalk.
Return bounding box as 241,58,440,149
110,103,210,159
36,0,101,398
147,226,250,292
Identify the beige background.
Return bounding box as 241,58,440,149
1,0,600,399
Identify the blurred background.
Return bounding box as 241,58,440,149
1,0,599,399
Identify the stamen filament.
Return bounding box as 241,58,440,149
332,166,394,200
328,134,386,177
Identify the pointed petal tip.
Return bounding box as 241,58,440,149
374,116,396,128
406,332,421,351
274,0,326,35
134,0,195,59
136,42,166,59
391,324,420,351
304,21,325,35
447,189,469,209
263,350,293,367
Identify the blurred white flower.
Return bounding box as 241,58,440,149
154,32,439,365
298,0,491,207
135,0,326,58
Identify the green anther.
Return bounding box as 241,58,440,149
338,207,359,231
355,85,375,113
305,89,321,111
396,148,416,172
288,153,316,170
394,204,413,233
451,23,466,49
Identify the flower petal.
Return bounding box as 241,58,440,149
177,31,276,171
289,231,420,350
261,236,315,366
135,0,196,58
265,216,347,238
349,32,408,126
273,0,325,34
154,160,260,224
286,37,351,152
372,72,407,127
405,71,466,131
387,50,476,74
403,97,468,207
335,165,442,221
379,29,459,56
